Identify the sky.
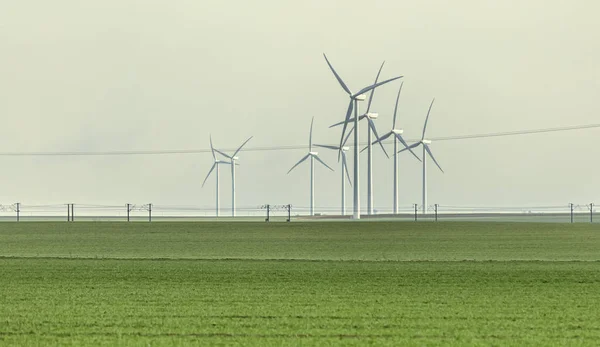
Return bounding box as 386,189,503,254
1,0,599,214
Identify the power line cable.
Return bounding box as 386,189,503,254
430,123,600,142
0,123,598,157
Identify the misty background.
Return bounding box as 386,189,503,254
1,1,598,212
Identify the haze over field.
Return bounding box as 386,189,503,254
1,1,598,210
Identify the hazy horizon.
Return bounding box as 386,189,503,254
1,1,598,211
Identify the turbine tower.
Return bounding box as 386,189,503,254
314,144,351,216
398,99,444,214
201,135,231,217
287,117,334,216
323,54,402,219
331,61,390,215
214,136,253,217
371,83,421,214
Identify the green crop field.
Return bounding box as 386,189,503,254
1,222,599,346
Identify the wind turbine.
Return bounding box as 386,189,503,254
371,83,421,214
330,61,390,216
323,54,402,219
201,135,231,217
314,144,351,216
398,99,444,214
213,136,253,217
287,117,334,216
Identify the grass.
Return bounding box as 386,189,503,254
1,221,599,261
1,222,600,346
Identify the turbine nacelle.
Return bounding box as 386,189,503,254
353,94,366,101
365,113,378,119
309,151,319,156
392,129,404,135
232,156,239,161
422,140,432,145
341,146,349,152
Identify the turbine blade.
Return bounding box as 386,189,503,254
424,144,444,173
338,100,354,159
342,152,352,186
354,76,403,98
201,163,217,188
396,134,421,162
397,142,421,155
309,117,314,151
422,98,435,140
366,61,385,113
342,125,354,147
313,155,334,171
367,118,389,158
323,53,351,95
330,116,356,128
209,135,216,160
372,132,392,145
393,82,403,128
314,144,339,150
214,148,231,159
233,136,253,158
287,154,310,174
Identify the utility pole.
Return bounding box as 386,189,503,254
16,203,20,222
67,204,70,222
149,203,152,222
570,203,574,224
413,204,418,222
71,204,74,222
126,203,132,222
265,204,270,222
590,203,594,223
434,204,438,222
287,204,292,222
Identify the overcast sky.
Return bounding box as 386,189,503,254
1,1,598,213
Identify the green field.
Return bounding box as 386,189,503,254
1,222,599,346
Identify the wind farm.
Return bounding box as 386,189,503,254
2,1,597,219
2,2,600,345
1,52,595,220
277,54,440,219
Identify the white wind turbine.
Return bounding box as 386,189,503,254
398,99,444,214
331,61,390,216
371,83,421,214
214,136,253,217
201,135,231,217
287,117,334,216
323,54,402,219
314,144,351,216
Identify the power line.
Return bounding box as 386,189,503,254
0,123,598,157
431,123,600,142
